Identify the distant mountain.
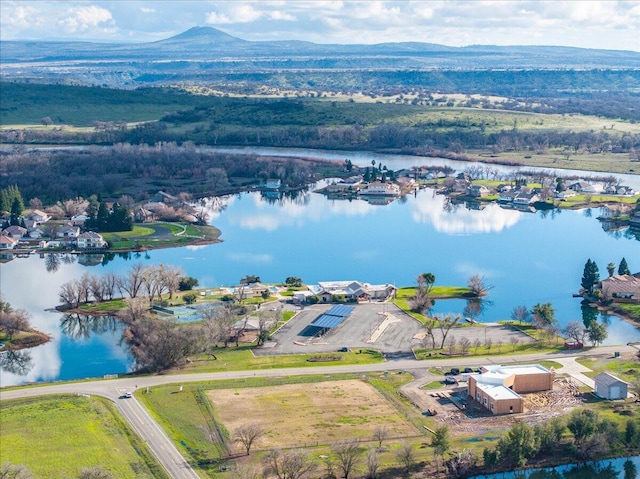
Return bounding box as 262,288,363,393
1,26,639,89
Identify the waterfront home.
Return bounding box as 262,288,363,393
28,227,46,239
57,226,80,238
513,192,540,205
467,364,554,415
77,231,107,249
0,234,19,250
468,185,491,198
498,190,518,203
597,274,640,302
360,182,401,196
265,179,282,190
554,189,576,199
2,225,27,239
25,209,51,224
304,280,396,303
569,181,603,194
594,372,629,400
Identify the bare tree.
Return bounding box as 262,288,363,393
118,297,148,324
473,337,482,354
563,320,587,344
395,441,416,474
117,263,145,298
365,448,380,479
0,309,31,340
262,449,317,479
332,440,363,479
89,274,105,303
459,336,471,355
201,303,237,352
373,425,388,449
233,424,264,455
78,273,92,304
511,305,530,325
447,335,457,355
437,315,460,349
496,339,503,353
467,274,493,296
422,319,437,350
59,280,81,308
485,337,493,351
101,273,118,301
509,336,520,352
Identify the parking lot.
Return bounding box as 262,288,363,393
254,301,536,357
255,302,423,356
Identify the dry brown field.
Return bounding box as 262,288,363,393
207,380,420,451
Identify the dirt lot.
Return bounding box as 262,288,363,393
415,378,584,435
206,380,420,452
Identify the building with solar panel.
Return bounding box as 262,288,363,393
308,305,356,335
293,280,396,304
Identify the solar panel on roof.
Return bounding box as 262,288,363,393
312,314,346,329
325,305,355,318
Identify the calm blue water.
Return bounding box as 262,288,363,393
470,455,640,479
1,178,639,386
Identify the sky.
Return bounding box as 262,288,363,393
1,1,639,52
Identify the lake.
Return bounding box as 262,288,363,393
1,152,639,386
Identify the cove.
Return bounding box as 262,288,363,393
1,180,639,386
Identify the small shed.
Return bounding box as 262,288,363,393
594,372,629,400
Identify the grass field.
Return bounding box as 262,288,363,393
576,356,640,384
0,395,168,479
207,380,420,451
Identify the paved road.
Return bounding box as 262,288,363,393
1,344,636,478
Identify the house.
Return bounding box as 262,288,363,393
594,372,629,400
134,207,155,223
231,282,269,300
554,190,576,199
598,274,640,302
498,191,518,203
25,209,50,224
2,225,27,239
467,364,554,415
569,181,603,194
57,226,80,238
360,182,401,196
305,280,396,303
496,184,513,193
76,231,106,249
513,192,540,205
153,190,181,206
0,235,19,250
28,227,47,239
468,185,491,198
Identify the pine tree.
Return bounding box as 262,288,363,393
581,259,600,292
618,257,630,276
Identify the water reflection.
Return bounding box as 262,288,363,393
411,191,523,234
0,350,34,376
60,314,118,340
463,298,494,321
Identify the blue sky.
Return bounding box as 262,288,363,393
1,1,639,51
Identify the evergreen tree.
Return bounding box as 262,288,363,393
618,257,630,276
581,259,600,292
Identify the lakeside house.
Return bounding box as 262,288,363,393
597,274,640,302
359,182,401,196
467,364,555,415
2,225,27,239
294,280,396,304
0,234,19,250
76,231,107,249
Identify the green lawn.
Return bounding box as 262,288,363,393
576,357,640,383
0,395,168,479
169,345,384,374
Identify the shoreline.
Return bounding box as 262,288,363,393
0,328,52,352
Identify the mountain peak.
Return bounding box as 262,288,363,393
162,26,244,44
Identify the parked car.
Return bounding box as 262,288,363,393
444,376,458,384
450,368,460,375
463,367,474,374
124,391,132,398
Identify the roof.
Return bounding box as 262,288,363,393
594,372,629,387
310,305,355,329
475,383,522,401
600,275,640,296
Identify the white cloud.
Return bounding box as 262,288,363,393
269,10,296,21
58,5,114,33
206,11,232,24
140,7,156,14
227,252,273,263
